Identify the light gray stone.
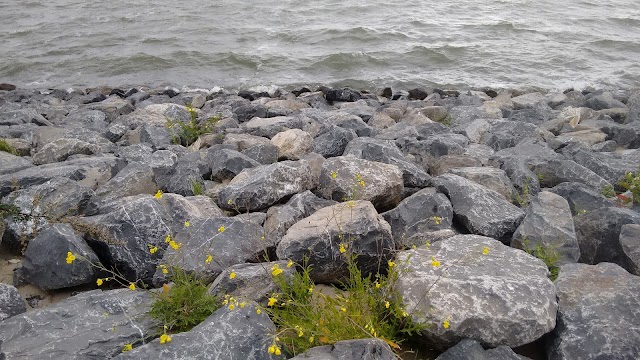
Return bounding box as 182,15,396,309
271,129,314,160
0,284,25,321
290,338,395,360
620,224,640,275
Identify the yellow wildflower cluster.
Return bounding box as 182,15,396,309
65,252,76,264
365,323,378,337
229,271,236,279
148,244,158,254
295,325,304,337
165,234,181,250
159,333,172,344
122,343,133,352
205,255,213,264
218,225,225,233
96,278,110,286
271,264,283,276
287,259,294,268
158,264,169,274
268,297,277,307
154,190,163,199
387,260,396,268
482,246,490,255
128,283,136,291
443,315,452,329
339,243,347,254
431,256,441,268
432,216,442,225
268,344,281,356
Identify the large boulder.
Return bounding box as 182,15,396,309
271,129,314,160
511,191,580,264
116,302,276,359
312,124,357,158
0,289,155,359
217,160,315,212
571,149,640,185
89,163,157,209
447,167,516,201
317,156,404,212
434,174,525,242
290,338,395,360
276,200,394,283
528,159,611,190
207,147,260,182
396,235,557,349
547,263,640,360
548,182,616,215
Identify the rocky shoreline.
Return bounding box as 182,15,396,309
0,83,639,359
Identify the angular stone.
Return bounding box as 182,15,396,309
271,128,314,160
620,224,640,275
382,188,453,246
58,110,108,131
547,263,640,360
0,289,155,359
317,156,404,212
276,201,394,283
313,124,357,158
32,127,113,153
21,223,100,290
512,192,579,264
207,147,260,182
32,138,100,165
549,129,607,149
117,303,275,360
574,206,640,265
217,160,314,212
396,235,557,349
436,339,530,360
290,338,395,360
430,155,482,177
325,88,361,103
529,159,611,190
241,143,279,165
512,92,548,110
208,261,293,302
0,151,33,175
483,121,543,151
243,116,305,138
447,167,516,201
548,182,615,215
572,149,640,185
434,174,525,241
90,163,157,209
0,284,25,321
585,91,626,110
223,133,271,150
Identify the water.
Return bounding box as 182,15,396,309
1,0,639,91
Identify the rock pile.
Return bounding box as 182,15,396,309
1,84,639,359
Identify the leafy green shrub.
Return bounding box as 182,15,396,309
525,242,560,281
167,104,220,146
513,181,531,207
618,167,640,205
189,178,204,196
601,185,616,198
0,139,18,155
148,267,220,333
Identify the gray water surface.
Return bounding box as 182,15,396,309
1,0,639,90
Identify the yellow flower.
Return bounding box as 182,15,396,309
268,297,277,307
331,171,338,179
287,259,294,268
228,304,235,310
375,281,381,289
240,302,246,308
149,245,158,254
309,336,314,343
165,234,171,243
275,347,281,356
184,221,190,227
256,308,262,315
169,240,181,250
154,190,163,199
271,264,283,276
218,225,225,233
162,267,168,274
443,319,450,329
159,333,172,344
340,307,347,312
431,256,441,268
122,343,133,352
205,255,213,264
402,310,409,317
65,252,76,264
339,243,347,254
432,216,442,225
482,246,489,255
387,260,396,268
229,272,236,279
128,283,136,291
268,345,281,355
385,301,390,309
308,286,313,294
359,180,365,187
97,278,104,286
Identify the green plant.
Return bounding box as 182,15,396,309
148,267,220,333
0,139,18,155
618,167,640,205
167,104,220,146
190,178,204,196
601,185,616,198
513,180,531,207
436,115,452,127
524,242,560,281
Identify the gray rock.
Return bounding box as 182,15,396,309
0,109,50,126
290,338,395,360
508,106,556,126
223,133,271,150
0,151,33,175
585,91,626,110
317,156,404,212
139,124,173,150
264,191,336,246
313,124,357,158
343,137,432,188
500,158,541,199
208,147,260,182
620,224,640,275
381,188,453,247
547,262,640,360
396,235,557,349
627,90,640,123
0,284,25,321
58,109,109,131
0,289,155,359
243,116,305,138
154,217,266,284
529,159,611,190
483,121,543,151
32,138,100,165
448,105,502,127
276,200,394,283
115,144,154,164
208,261,293,302
512,92,548,110
233,103,267,123
90,163,157,210
548,182,615,215
217,160,314,212
447,167,516,201
430,155,483,177
32,127,113,153
116,302,276,360
572,149,640,185
271,129,314,160
326,112,375,137
512,191,580,264
242,143,279,165
436,339,530,360
154,151,208,196
549,129,607,149
21,223,100,290
434,174,525,241
574,206,640,265
116,103,189,128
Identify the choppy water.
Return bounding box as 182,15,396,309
1,0,639,90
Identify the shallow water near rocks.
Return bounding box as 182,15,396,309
1,0,639,90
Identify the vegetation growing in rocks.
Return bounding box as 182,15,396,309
0,139,18,155
189,178,205,196
618,166,640,205
513,178,531,207
167,104,220,146
524,242,561,281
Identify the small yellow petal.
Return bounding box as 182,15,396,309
229,272,236,279
218,225,225,233
154,190,163,199
128,283,136,291
184,221,190,227
122,344,133,352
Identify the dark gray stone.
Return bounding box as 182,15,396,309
290,338,395,360
434,174,525,241
32,138,100,165
21,223,100,290
116,303,276,360
572,149,640,185
217,160,315,212
548,182,616,215
0,284,25,321
90,163,157,210
585,91,626,110
208,261,294,302
233,103,267,123
529,159,611,190
241,143,279,165
483,121,543,151
325,88,361,103
620,224,640,275
0,289,155,359
58,110,108,131
276,201,394,283
208,147,260,182
396,235,557,349
547,263,640,360
436,339,529,360
313,124,357,158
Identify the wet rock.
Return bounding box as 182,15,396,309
21,223,100,290
0,289,155,359
434,174,525,241
271,129,314,160
290,338,395,360
0,284,26,321
217,160,314,212
381,187,453,247
512,191,580,264
547,263,640,360
116,303,275,360
317,156,404,212
436,339,530,360
396,235,557,349
276,201,394,283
